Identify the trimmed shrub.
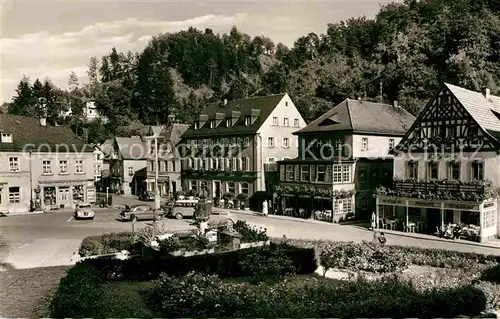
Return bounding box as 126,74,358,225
49,263,104,318
481,264,500,284
84,243,316,281
239,249,296,282
78,232,137,257
149,273,488,318
233,220,269,243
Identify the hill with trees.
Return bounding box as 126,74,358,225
7,0,500,143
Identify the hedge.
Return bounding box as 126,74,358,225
148,272,488,318
83,243,317,280
78,232,137,257
49,263,104,318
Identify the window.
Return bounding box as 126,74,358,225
294,119,299,127
241,157,249,171
471,162,484,180
190,180,198,192
244,116,251,126
59,160,68,174
361,138,368,151
1,133,13,143
283,118,289,127
342,166,351,182
75,159,84,174
227,182,235,194
334,198,353,215
285,101,288,106
286,165,294,181
333,165,342,183
316,165,326,182
9,157,19,172
128,166,134,176
389,139,395,149
447,162,460,180
268,137,275,148
273,117,278,126
210,119,216,128
282,138,289,148
240,182,249,194
244,137,250,147
407,161,418,179
194,122,199,130
8,187,20,203
42,160,52,174
301,165,309,181
427,162,439,180
484,210,497,228
267,157,276,163
226,119,231,127
171,160,176,172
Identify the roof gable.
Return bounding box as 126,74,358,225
160,123,190,146
395,84,500,153
114,136,147,160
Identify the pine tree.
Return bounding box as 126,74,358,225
9,76,35,116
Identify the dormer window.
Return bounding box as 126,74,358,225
1,133,13,143
210,119,216,128
226,119,232,127
244,116,251,126
194,122,199,130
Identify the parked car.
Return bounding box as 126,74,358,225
138,191,155,201
74,202,95,220
165,199,198,220
119,204,163,222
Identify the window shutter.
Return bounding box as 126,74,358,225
294,165,300,181
280,165,285,181
310,165,316,182
326,165,333,183
247,157,250,171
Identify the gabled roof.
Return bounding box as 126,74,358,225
159,123,190,146
0,114,92,152
444,83,500,142
182,93,287,138
141,125,164,137
114,136,147,160
98,138,114,157
295,99,415,135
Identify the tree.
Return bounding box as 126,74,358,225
87,56,99,96
9,76,35,116
68,71,79,92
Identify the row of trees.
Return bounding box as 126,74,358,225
6,0,500,143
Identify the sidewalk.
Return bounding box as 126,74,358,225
228,208,500,250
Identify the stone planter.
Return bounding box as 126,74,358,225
239,240,269,249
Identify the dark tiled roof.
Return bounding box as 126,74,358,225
295,99,416,135
182,93,287,138
444,83,500,143
159,123,190,146
114,136,147,160
0,114,91,152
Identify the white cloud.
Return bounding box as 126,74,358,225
0,13,247,103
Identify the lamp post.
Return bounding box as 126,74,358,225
153,136,161,211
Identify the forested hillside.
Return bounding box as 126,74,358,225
6,0,500,143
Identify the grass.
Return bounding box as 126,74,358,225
98,281,160,318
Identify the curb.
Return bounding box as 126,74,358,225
228,209,342,226
378,229,500,250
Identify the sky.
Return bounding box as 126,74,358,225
0,0,399,104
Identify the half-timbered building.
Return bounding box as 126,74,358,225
376,83,500,242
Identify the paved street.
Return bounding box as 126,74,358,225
1,195,499,317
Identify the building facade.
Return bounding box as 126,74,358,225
181,93,306,199
375,83,500,243
0,114,95,213
276,99,415,222
145,122,189,197
109,136,147,195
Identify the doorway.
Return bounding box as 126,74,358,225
214,181,221,198
427,208,440,234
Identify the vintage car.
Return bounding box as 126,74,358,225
74,202,95,220
164,199,200,220
138,191,155,201
119,204,163,222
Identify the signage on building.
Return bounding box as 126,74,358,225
87,188,96,203
484,201,496,209
407,199,442,209
378,197,406,205
443,202,480,211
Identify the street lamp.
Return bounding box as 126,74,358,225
147,135,161,211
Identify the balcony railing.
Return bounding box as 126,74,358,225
264,163,277,172
376,178,496,202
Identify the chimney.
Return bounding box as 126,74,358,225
485,88,491,99
393,100,398,107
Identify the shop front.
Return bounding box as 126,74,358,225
376,196,498,242
39,180,95,210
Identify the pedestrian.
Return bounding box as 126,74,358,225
262,200,268,216
370,211,376,230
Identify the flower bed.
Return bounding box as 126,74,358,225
233,220,268,243
78,232,138,257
